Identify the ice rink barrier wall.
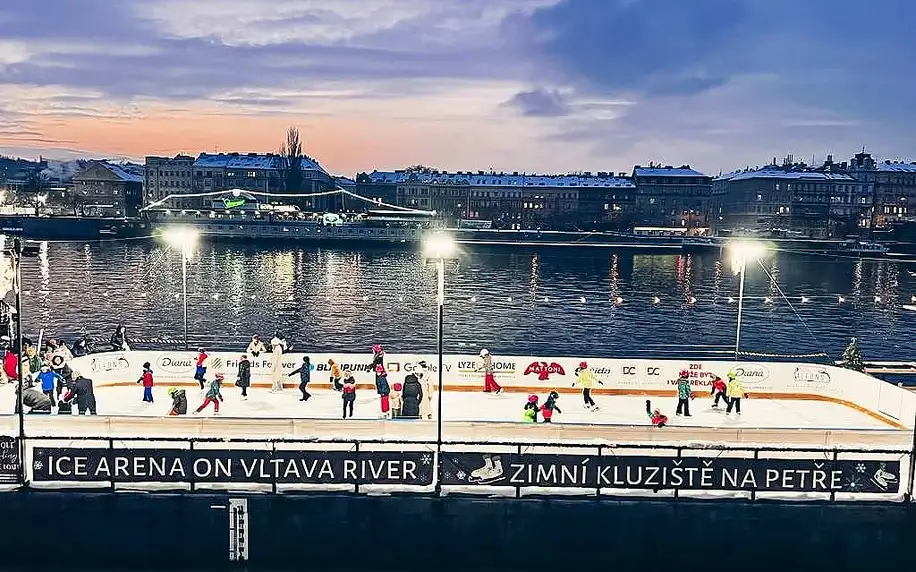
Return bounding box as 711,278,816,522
70,350,916,428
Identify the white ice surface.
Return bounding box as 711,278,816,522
0,383,894,430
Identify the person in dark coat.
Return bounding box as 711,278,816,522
400,373,423,419
110,325,128,352
236,355,251,399
63,374,97,415
50,355,73,397
289,356,311,402
15,386,51,414
374,364,391,418
167,387,188,415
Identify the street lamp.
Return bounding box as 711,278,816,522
162,227,199,350
422,233,457,483
728,240,767,361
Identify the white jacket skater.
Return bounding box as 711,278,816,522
269,334,287,392
417,361,433,419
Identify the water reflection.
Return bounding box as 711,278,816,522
6,242,916,360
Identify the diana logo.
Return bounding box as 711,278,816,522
90,356,130,373
157,355,196,374
732,365,770,383
794,366,830,384
524,361,566,381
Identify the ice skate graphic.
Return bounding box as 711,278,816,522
467,454,505,484
870,463,897,491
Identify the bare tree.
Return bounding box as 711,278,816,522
280,126,303,193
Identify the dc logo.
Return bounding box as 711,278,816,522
646,367,660,376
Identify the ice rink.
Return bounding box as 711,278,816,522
0,383,895,430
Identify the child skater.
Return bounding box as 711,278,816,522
328,359,343,392
645,400,668,428
675,369,693,417
574,361,603,411
136,361,154,404
710,375,729,408
541,391,561,423
389,382,403,419
194,372,223,416
341,370,357,419
375,364,391,419
194,348,208,390
523,394,540,423
167,387,187,416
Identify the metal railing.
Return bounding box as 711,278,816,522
4,435,911,502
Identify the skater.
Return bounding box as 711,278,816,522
574,361,603,411
246,334,266,357
269,332,287,393
63,372,97,415
341,371,356,418
400,372,423,419
3,347,18,384
194,348,208,390
645,400,668,428
477,349,502,394
710,375,729,408
236,355,251,398
195,372,224,415
523,395,540,423
370,344,385,372
36,363,62,407
725,371,747,416
390,382,403,418
110,325,129,352
374,364,391,418
289,356,312,401
328,359,343,391
541,391,561,423
136,362,154,404
416,361,433,419
15,385,51,414
675,370,693,417
50,355,73,397
167,387,188,416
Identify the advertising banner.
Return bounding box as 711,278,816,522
439,452,901,494
31,447,434,486
0,437,20,484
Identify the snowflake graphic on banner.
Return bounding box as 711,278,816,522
421,454,431,465
32,460,43,471
856,463,867,474
456,470,467,481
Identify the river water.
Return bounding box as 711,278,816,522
5,236,916,361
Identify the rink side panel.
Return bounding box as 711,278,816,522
0,491,914,570
71,350,916,429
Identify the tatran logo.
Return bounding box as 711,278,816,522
732,365,770,383
524,361,566,381
794,366,830,384
157,354,196,374
90,356,130,373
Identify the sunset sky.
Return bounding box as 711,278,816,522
1,0,913,176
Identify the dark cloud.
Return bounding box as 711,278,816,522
503,88,571,117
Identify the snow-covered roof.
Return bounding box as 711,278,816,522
875,162,916,173
364,170,635,189
193,152,328,175
634,167,708,178
728,167,855,182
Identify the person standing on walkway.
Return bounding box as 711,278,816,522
675,370,693,417
289,356,312,401
269,332,287,393
477,349,502,394
574,361,603,411
725,371,747,416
